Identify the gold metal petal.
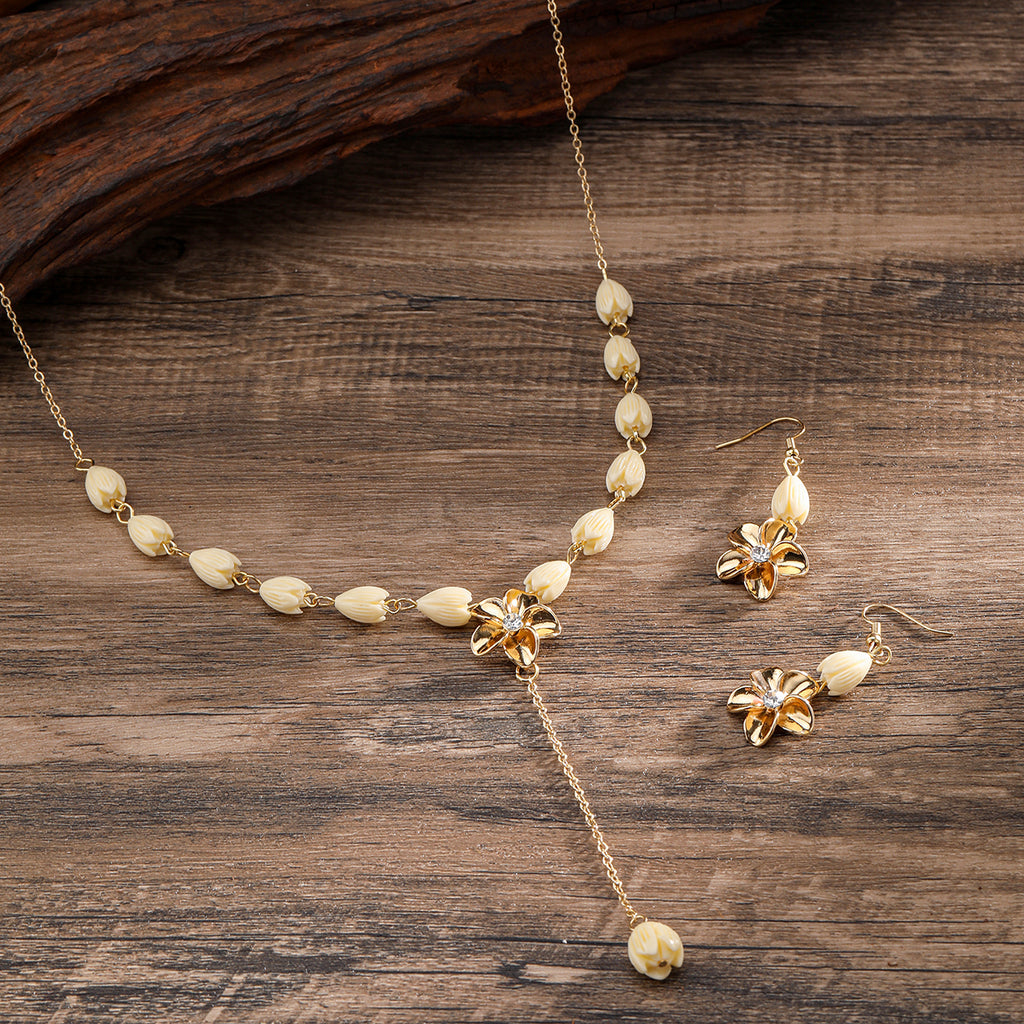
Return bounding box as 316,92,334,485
762,518,796,548
502,589,529,616
523,603,561,639
471,597,506,622
727,685,763,714
773,541,809,577
503,625,539,667
728,523,762,551
716,549,750,580
748,669,770,694
777,695,814,736
744,707,778,747
470,620,506,656
743,560,777,600
759,667,786,691
778,669,817,701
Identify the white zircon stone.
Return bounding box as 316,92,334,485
502,613,524,633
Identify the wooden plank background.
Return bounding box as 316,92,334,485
1,0,1021,1020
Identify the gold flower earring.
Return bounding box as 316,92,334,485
714,417,811,601
726,603,954,747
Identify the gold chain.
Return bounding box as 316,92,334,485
0,282,91,469
545,0,608,278
520,666,644,927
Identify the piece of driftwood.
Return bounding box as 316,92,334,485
0,0,777,300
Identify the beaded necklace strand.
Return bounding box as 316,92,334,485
2,0,684,980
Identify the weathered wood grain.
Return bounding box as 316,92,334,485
1,0,1022,1021
0,0,776,302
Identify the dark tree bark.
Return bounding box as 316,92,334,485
0,0,777,298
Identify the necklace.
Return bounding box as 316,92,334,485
2,0,683,982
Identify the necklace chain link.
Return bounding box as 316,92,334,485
0,281,91,467
546,0,608,277
522,668,645,926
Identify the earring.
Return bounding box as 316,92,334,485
726,603,954,747
714,417,811,601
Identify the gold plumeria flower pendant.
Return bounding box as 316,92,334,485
716,517,809,601
469,588,562,668
727,667,820,746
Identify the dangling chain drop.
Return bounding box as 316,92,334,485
519,664,642,925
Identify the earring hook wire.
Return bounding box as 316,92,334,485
860,603,955,638
715,417,806,451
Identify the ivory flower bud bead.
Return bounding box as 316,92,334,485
84,465,126,513
603,336,640,380
335,586,390,624
416,587,474,627
189,547,241,589
615,393,652,439
595,278,633,325
259,576,311,615
571,507,615,555
606,450,646,497
772,474,810,526
817,650,874,696
523,560,571,603
627,921,684,981
127,514,174,557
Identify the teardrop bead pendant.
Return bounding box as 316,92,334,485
615,393,652,439
259,576,312,615
416,587,474,627
603,336,640,380
817,650,873,695
523,560,571,603
335,586,390,624
571,508,615,555
85,465,126,512
627,921,684,981
606,450,645,496
595,279,633,325
189,547,241,589
771,474,810,525
127,514,173,556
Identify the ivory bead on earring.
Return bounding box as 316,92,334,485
571,508,614,555
771,475,810,525
595,278,633,325
603,336,640,380
84,465,127,512
335,586,390,624
416,587,474,626
615,393,652,439
606,450,645,496
189,547,241,589
817,650,873,695
523,560,571,603
259,576,311,615
127,514,174,556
